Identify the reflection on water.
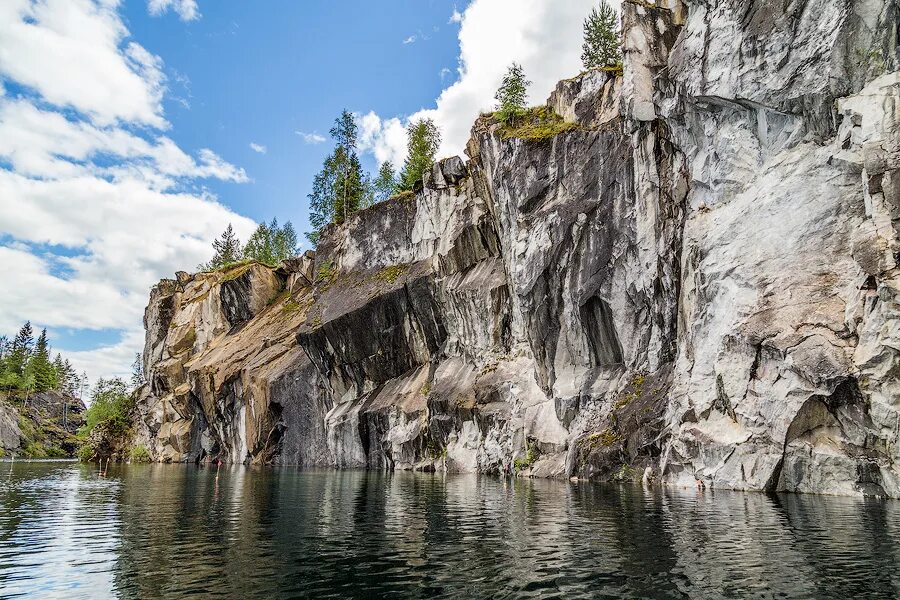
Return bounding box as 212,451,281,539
0,461,899,599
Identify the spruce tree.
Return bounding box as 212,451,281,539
581,0,622,70
205,224,243,270
494,63,530,125
8,321,34,377
29,328,56,392
52,354,65,390
398,119,441,192
63,360,77,396
374,162,398,203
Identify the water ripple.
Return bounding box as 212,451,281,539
1,462,900,598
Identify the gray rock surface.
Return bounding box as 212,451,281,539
132,0,900,497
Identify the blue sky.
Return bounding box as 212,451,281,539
121,0,465,232
0,0,596,385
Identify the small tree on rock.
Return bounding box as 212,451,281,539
204,224,243,270
130,352,145,390
29,328,57,392
582,0,622,70
374,161,398,202
494,63,530,125
398,119,441,192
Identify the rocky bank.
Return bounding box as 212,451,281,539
130,0,900,496
0,391,85,458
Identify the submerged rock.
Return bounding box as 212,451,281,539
131,0,900,497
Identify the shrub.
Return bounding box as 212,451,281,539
495,63,531,125
513,441,538,472
76,445,93,463
498,106,580,142
130,445,151,463
79,377,134,440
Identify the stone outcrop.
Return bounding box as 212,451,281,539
132,0,900,497
0,391,85,457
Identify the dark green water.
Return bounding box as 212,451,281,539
1,462,899,599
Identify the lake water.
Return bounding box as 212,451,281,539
1,462,899,599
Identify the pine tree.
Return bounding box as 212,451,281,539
63,360,77,396
28,328,56,392
494,63,530,125
398,119,441,192
374,162,398,203
52,354,65,390
204,224,243,270
7,322,34,377
581,0,621,70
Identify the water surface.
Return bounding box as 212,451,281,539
0,461,898,599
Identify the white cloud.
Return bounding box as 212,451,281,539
249,142,267,154
357,0,601,164
147,0,200,21
357,112,408,168
295,131,327,144
449,8,463,24
0,99,247,186
403,35,417,45
0,0,253,386
65,329,147,385
0,0,167,127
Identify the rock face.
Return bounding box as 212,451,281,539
133,0,900,497
0,391,85,457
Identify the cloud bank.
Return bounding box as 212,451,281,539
0,0,253,386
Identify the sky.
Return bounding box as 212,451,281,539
0,0,599,388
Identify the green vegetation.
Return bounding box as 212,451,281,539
492,65,577,142
308,110,369,243
614,372,646,410
200,220,299,271
202,224,242,270
316,260,335,283
220,261,254,283
78,378,133,439
242,219,299,266
388,190,416,203
0,322,82,397
372,263,409,285
75,377,134,462
398,119,441,192
585,428,623,451
77,445,93,462
582,0,622,71
615,463,637,481
514,440,538,472
497,106,580,142
130,445,151,463
494,63,531,125
373,161,399,203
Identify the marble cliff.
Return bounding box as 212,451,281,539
130,0,900,496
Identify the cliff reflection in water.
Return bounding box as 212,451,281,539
0,462,899,599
